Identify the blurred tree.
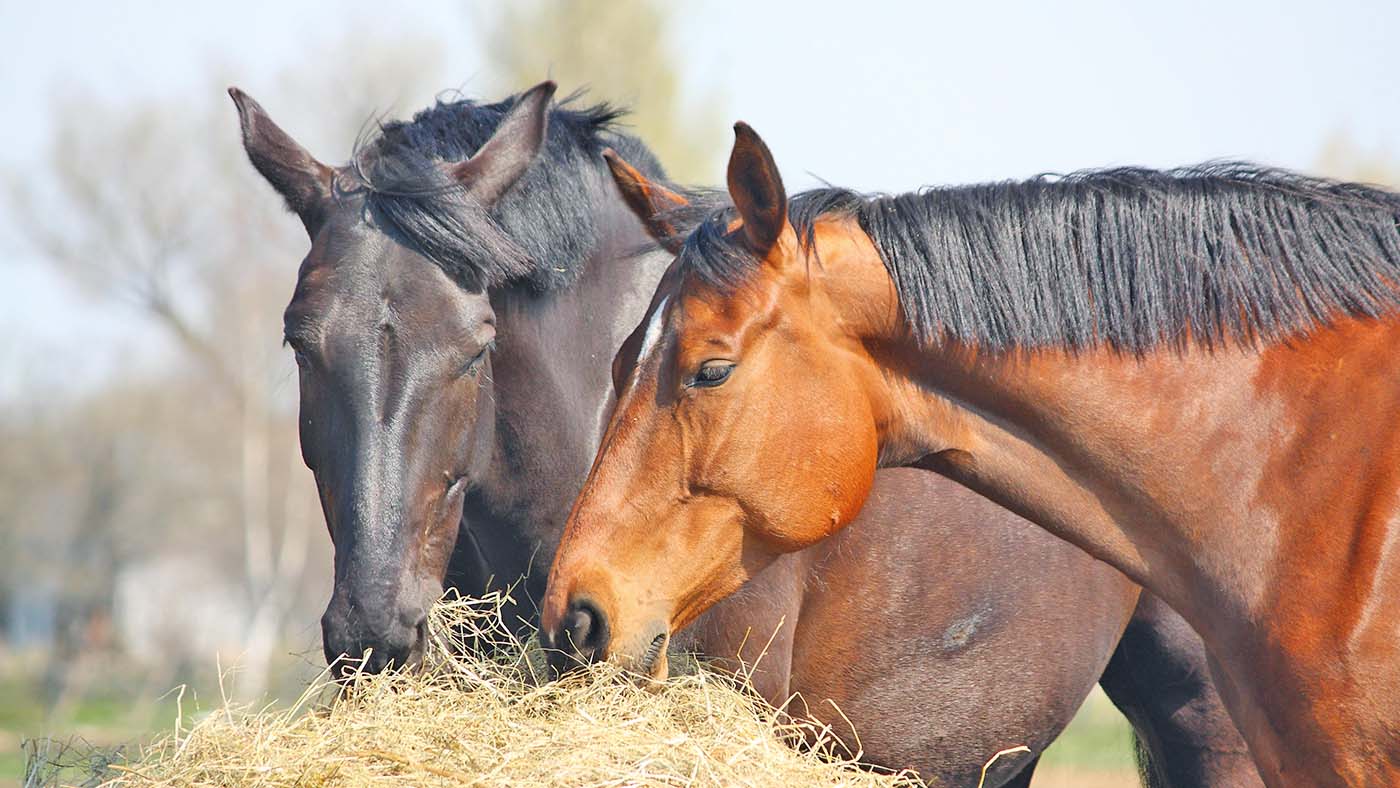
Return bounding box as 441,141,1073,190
1316,131,1400,187
478,0,724,183
1,34,449,701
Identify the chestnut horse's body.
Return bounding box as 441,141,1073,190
545,125,1400,786
234,87,1258,785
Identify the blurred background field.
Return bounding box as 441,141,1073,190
3,0,1399,785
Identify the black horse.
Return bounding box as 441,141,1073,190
230,82,1260,787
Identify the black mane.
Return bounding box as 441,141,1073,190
350,91,665,292
675,164,1400,352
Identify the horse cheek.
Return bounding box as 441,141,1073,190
827,415,880,539
800,394,881,544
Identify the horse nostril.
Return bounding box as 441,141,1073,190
564,607,592,648
562,598,609,657
546,598,612,679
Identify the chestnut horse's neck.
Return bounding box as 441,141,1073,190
814,215,1400,780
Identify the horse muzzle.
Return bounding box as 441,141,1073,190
543,595,670,684
321,596,428,678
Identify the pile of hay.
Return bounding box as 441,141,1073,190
102,593,924,787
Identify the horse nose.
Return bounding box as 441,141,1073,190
322,605,427,677
548,597,610,675
360,624,421,674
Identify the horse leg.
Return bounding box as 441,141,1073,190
1098,592,1262,787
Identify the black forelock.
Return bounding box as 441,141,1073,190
672,164,1400,353
348,90,665,292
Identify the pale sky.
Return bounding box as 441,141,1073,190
4,0,1400,398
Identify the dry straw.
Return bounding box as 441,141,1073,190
101,592,925,787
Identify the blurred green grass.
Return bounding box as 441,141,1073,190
2,649,324,788
0,666,182,787
1033,687,1138,787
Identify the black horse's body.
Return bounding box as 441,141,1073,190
233,85,1259,787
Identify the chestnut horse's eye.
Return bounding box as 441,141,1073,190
691,361,735,388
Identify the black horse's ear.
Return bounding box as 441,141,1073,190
726,122,787,255
229,87,333,237
603,148,688,254
449,80,557,206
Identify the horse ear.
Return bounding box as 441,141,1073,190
228,87,333,237
726,122,787,255
603,148,688,254
448,80,557,206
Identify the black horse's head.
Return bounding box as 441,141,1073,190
229,83,557,674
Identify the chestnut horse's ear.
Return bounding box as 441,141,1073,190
229,87,334,237
603,148,689,254
726,122,787,255
448,80,557,206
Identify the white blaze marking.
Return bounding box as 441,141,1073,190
636,295,670,370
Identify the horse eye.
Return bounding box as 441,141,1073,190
464,340,496,378
691,361,735,388
286,342,311,370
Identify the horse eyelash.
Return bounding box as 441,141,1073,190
465,340,497,377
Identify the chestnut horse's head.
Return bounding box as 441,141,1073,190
541,125,893,678
232,82,555,674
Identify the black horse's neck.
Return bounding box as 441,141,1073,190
449,159,674,619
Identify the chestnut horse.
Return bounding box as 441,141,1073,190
543,121,1400,786
233,84,1256,785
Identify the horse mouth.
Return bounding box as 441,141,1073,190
639,632,669,678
